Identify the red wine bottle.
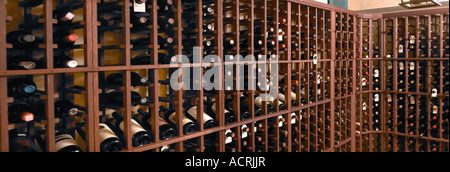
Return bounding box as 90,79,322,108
8,102,35,124
54,31,78,50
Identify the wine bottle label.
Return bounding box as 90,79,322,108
187,106,213,124
168,112,193,126
432,88,437,97
60,12,75,22
410,35,416,44
225,129,233,144
410,62,415,71
291,113,296,124
362,102,367,111
399,62,404,70
241,125,248,138
387,95,392,102
410,96,415,105
388,62,393,69
374,94,379,102
158,116,170,126
55,134,79,152
374,70,379,78
399,45,404,53
133,0,146,12
278,116,284,127
313,54,318,65
255,97,263,108
211,103,230,114
119,119,147,135
99,123,119,143
161,145,170,152
278,29,283,41
433,106,438,114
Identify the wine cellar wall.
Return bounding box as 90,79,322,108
0,0,448,152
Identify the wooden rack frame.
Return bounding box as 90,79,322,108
0,0,448,152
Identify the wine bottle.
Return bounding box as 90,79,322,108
9,129,39,152
105,72,149,87
7,56,37,70
409,35,416,50
98,123,123,152
399,44,405,57
8,102,35,124
54,99,79,118
132,0,148,12
103,91,148,107
53,7,76,25
54,31,78,50
55,129,83,152
7,78,37,99
112,112,153,147
130,12,151,29
6,30,39,49
185,105,217,129
204,101,236,125
55,55,78,68
131,54,152,65
37,55,78,69
159,106,199,134
140,110,178,140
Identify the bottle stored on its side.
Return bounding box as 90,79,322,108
9,129,39,152
159,106,199,134
7,56,37,70
140,110,178,141
204,101,237,125
53,31,78,50
184,105,217,129
8,102,35,124
53,7,76,25
54,129,83,152
37,55,78,69
102,91,148,107
105,72,149,87
54,99,79,118
98,123,123,152
6,30,39,49
7,78,37,99
112,112,153,147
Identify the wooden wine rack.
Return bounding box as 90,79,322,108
0,0,448,152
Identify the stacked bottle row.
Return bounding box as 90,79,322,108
384,14,449,59
2,0,448,152
3,0,92,152
5,0,84,71
333,12,356,152
381,13,449,152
